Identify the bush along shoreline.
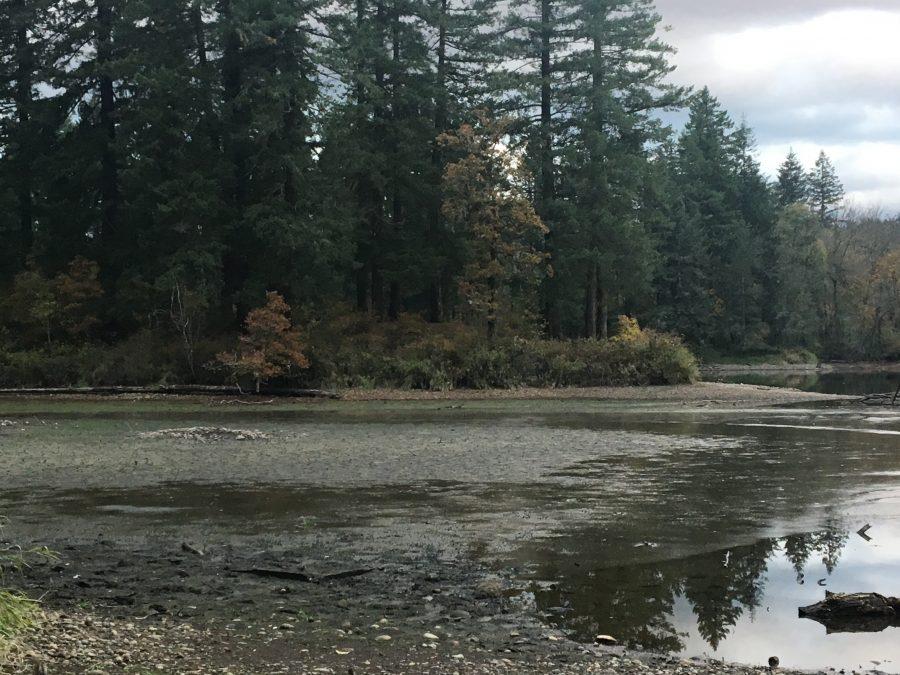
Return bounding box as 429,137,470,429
0,311,698,392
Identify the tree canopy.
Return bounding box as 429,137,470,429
1,0,898,386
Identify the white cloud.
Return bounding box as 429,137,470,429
659,6,900,213
758,141,900,213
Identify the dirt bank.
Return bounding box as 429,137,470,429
338,381,851,406
701,361,900,375
0,381,854,410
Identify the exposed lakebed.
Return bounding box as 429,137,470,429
1,386,899,672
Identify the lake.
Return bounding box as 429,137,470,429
1,387,899,672
707,367,899,396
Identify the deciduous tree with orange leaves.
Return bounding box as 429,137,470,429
440,113,549,339
217,292,310,393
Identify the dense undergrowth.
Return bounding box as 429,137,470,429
698,348,820,367
0,314,698,390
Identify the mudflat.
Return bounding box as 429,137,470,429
2,387,897,674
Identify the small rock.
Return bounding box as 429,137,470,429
474,578,504,599
423,632,439,641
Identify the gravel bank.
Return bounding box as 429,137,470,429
4,609,816,675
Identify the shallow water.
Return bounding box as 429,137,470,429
709,369,899,396
2,398,900,672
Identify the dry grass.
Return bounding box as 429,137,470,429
0,590,41,660
0,519,52,660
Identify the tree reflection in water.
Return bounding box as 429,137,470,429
533,528,849,653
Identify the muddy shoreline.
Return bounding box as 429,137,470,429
3,540,818,675
0,381,855,408
700,361,900,375
2,387,894,674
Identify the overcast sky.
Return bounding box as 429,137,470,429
654,0,900,214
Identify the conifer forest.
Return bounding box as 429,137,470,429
1,0,898,388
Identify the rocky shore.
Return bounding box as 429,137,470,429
1,539,843,675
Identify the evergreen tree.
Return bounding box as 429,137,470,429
651,138,715,344
775,150,807,207
214,0,325,312
807,150,844,227
0,0,54,275
112,0,225,328
555,0,682,339
499,0,577,333
0,0,887,378
773,205,826,348
421,0,499,322
670,88,763,349
733,123,778,346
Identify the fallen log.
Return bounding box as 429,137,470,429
860,382,900,406
799,591,900,633
234,567,372,584
0,385,340,399
235,567,314,582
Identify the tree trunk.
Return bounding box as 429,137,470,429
600,287,609,340
428,282,442,324
585,263,598,339
538,0,554,205
353,0,369,314
388,282,400,320
371,264,383,316
97,0,119,249
219,0,246,208
387,10,402,323
538,0,562,337
427,0,448,323
366,0,387,317
191,2,207,66
356,265,369,312
487,246,498,340
12,0,34,264
283,89,299,206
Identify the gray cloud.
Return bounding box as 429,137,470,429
654,0,900,212
655,0,898,34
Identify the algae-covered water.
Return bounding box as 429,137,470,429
2,389,899,672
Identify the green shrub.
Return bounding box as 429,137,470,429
0,311,699,390
309,316,698,390
88,329,180,386
0,344,95,387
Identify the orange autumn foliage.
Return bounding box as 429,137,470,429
217,292,309,392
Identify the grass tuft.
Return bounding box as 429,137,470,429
1,517,53,659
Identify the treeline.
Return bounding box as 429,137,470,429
0,0,898,386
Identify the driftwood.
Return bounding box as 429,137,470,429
235,567,314,582
234,567,372,584
0,385,340,399
860,382,900,406
799,591,900,633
